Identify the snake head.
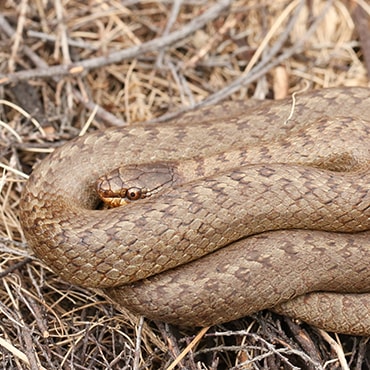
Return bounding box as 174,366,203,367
95,163,174,207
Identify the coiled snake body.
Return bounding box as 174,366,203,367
20,87,370,335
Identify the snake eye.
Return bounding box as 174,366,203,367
126,187,142,200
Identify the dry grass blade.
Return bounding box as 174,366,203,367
0,0,369,369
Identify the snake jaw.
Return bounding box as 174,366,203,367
95,182,150,207
96,162,175,208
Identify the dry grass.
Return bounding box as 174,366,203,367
0,0,369,369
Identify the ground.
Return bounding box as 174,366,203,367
0,0,369,369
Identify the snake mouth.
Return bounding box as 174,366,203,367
95,163,175,208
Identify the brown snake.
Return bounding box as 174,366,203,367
19,87,370,335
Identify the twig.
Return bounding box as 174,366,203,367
156,0,183,67
27,30,99,51
0,14,127,127
242,0,301,77
182,16,237,69
0,337,47,370
200,0,307,105
351,0,370,76
54,0,72,63
133,316,144,370
318,329,349,370
0,99,46,137
205,330,322,369
0,0,232,85
167,326,210,370
72,89,126,127
8,0,28,72
148,0,332,124
0,258,32,279
0,163,29,179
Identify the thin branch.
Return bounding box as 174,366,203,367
27,30,99,51
0,13,127,127
8,0,28,72
0,0,232,85
148,0,332,123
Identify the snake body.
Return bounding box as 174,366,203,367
19,87,370,335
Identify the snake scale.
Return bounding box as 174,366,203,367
19,87,370,335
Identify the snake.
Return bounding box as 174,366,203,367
19,87,370,335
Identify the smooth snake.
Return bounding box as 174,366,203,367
19,87,370,335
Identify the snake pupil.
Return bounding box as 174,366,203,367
127,187,142,200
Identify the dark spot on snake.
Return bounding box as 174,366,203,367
258,166,276,177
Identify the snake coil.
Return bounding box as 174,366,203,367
20,87,370,335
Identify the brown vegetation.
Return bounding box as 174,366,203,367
0,0,369,369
